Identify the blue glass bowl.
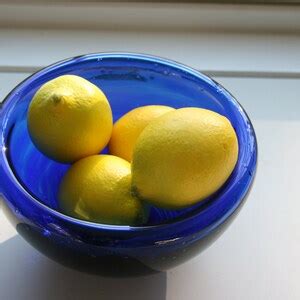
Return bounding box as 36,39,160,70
0,53,257,276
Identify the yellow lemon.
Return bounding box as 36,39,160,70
109,105,175,161
59,155,145,225
28,75,112,163
131,107,239,209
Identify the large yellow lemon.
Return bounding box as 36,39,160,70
28,75,112,163
109,105,175,161
131,107,239,209
59,155,145,225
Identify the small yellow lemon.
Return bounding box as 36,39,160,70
131,107,239,209
109,105,175,161
28,75,112,163
59,155,145,225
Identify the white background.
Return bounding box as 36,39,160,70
0,3,299,300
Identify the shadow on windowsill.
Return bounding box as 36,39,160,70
0,235,167,300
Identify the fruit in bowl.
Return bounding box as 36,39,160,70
131,107,239,209
109,105,175,161
26,73,239,225
0,53,257,276
27,75,113,163
59,154,146,226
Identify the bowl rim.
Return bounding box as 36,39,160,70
0,52,257,233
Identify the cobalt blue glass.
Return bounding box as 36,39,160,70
0,53,257,276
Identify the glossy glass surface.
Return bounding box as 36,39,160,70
0,53,257,276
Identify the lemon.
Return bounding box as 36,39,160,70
109,105,175,161
131,107,239,209
27,75,112,163
59,155,145,225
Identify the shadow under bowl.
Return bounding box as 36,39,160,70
0,53,257,276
